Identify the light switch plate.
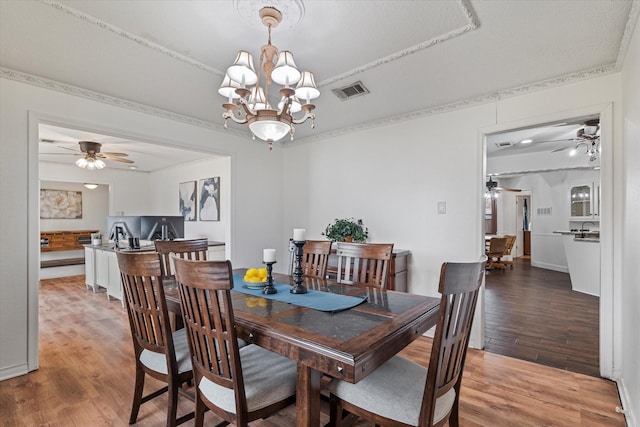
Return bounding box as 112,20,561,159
437,201,446,214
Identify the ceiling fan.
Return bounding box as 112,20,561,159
543,119,601,161
41,140,134,169
486,176,522,195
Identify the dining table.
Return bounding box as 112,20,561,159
163,268,441,427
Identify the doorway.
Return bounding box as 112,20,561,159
515,194,531,259
481,104,613,378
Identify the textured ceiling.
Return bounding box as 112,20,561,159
1,0,637,168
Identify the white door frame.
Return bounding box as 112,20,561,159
478,102,615,379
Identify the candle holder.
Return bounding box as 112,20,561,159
262,261,277,294
290,240,308,294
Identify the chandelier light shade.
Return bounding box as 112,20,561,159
221,6,319,150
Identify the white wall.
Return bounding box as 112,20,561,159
0,77,285,380
39,180,109,233
148,156,231,243
620,9,640,425
494,169,599,272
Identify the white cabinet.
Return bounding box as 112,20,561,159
106,250,123,303
84,247,97,292
208,245,225,261
94,248,124,305
569,182,600,220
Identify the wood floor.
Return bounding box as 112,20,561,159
484,258,600,377
0,275,626,426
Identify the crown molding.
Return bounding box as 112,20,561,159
40,0,224,76
318,0,479,87
293,63,617,145
0,67,252,138
615,0,640,70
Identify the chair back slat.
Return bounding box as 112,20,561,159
420,260,485,426
335,242,394,288
154,238,209,278
173,258,245,398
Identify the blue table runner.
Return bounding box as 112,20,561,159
232,274,367,312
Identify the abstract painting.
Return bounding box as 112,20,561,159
40,189,83,219
199,177,220,221
179,181,197,221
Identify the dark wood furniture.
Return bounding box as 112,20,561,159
502,235,517,269
40,230,98,268
40,230,98,252
523,230,531,255
327,247,409,291
173,258,298,427
334,242,394,288
486,237,507,270
328,260,486,427
116,251,194,427
301,240,332,278
163,268,440,427
154,238,209,279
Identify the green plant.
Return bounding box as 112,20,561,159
322,218,368,243
91,232,101,239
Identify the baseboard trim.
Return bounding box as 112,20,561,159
0,362,28,381
617,378,638,427
530,260,569,273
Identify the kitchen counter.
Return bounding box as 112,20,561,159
554,231,600,296
86,240,225,252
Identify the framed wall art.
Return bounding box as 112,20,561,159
179,181,197,221
199,177,220,221
40,189,83,219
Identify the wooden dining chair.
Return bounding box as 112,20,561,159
486,237,508,270
172,258,298,427
501,235,517,269
327,259,486,427
335,242,394,288
300,240,332,278
116,251,194,427
154,238,209,279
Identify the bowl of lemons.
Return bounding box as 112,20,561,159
243,268,268,289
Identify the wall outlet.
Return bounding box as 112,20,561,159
437,201,446,214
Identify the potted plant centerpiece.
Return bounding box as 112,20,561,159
322,218,368,242
91,232,102,246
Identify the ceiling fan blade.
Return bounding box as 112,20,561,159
551,146,572,153
101,152,128,157
103,156,134,164
496,187,522,192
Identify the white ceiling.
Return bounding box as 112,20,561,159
1,0,637,169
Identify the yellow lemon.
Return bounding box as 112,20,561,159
246,297,258,307
258,298,267,307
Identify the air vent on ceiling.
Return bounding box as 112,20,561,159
332,81,369,101
495,141,513,148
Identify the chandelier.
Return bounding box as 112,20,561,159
570,139,601,162
219,7,319,150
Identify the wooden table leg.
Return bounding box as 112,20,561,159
296,364,322,427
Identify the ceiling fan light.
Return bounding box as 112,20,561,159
86,159,97,170
271,51,301,86
226,50,258,86
569,148,578,157
76,157,88,168
95,158,106,169
295,71,320,101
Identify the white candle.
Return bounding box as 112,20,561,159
293,228,306,241
263,248,276,263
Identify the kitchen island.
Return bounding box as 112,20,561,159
84,240,225,303
554,231,600,296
